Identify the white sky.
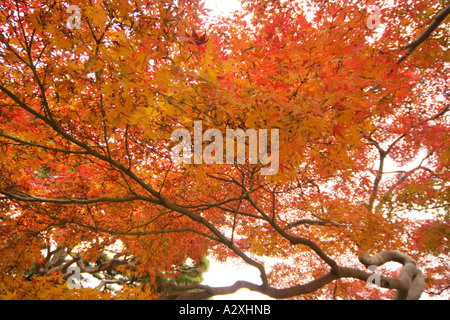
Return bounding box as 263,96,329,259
203,0,242,18
201,258,273,300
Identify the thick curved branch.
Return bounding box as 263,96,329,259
359,251,425,300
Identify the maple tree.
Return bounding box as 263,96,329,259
0,0,449,300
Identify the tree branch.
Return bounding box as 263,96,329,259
158,250,422,300
158,273,339,300
359,251,425,300
398,3,450,64
95,279,126,291
244,191,341,275
0,133,87,155
285,218,342,229
0,190,144,205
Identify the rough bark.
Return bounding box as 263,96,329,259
359,251,425,300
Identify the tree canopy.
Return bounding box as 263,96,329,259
0,0,449,300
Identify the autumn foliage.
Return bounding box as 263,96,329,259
0,0,449,300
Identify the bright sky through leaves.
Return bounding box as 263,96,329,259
0,0,448,300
